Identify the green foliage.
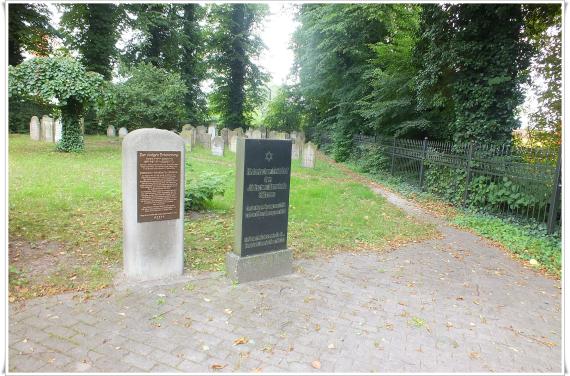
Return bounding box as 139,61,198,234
467,175,547,210
9,56,104,152
454,214,561,276
8,97,56,133
8,4,54,66
208,4,270,128
351,144,390,174
59,4,123,80
185,172,226,211
414,4,533,143
97,63,187,130
424,165,466,204
263,85,304,132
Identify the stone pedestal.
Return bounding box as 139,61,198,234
226,138,293,283
122,128,185,280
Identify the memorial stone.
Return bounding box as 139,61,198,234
107,125,116,137
197,132,211,148
291,142,301,160
302,142,316,168
54,119,62,142
196,125,207,134
208,125,217,139
252,129,262,139
269,130,277,139
122,128,185,280
30,116,40,141
212,136,224,157
182,124,193,131
119,127,128,138
221,128,230,145
180,130,193,149
41,115,54,142
245,129,253,138
226,138,293,283
229,135,238,153
235,127,244,137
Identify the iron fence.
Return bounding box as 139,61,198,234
320,134,561,233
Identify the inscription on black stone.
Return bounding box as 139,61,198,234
238,139,292,256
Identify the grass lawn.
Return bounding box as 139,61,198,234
9,134,436,300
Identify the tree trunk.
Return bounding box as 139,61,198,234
58,97,84,152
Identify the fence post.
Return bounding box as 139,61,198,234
462,142,474,207
419,137,428,191
390,137,396,175
547,147,562,234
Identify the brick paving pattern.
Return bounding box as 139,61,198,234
9,186,561,373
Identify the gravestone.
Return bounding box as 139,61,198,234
226,138,293,283
54,119,62,143
212,136,224,157
290,131,297,140
296,131,306,145
41,115,54,142
229,135,238,153
291,142,302,160
302,142,316,168
182,124,193,131
119,127,128,138
180,130,193,150
268,130,277,139
197,132,211,148
122,128,185,280
234,127,244,137
245,129,253,138
196,125,207,134
221,128,230,145
259,127,267,139
208,125,217,139
252,129,262,139
107,125,116,137
30,116,40,141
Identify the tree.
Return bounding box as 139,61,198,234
59,4,123,80
524,5,562,148
414,4,533,143
180,4,208,125
8,4,54,66
9,57,104,152
97,63,187,131
263,85,304,132
208,4,269,128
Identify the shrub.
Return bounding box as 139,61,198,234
98,63,187,131
185,172,226,211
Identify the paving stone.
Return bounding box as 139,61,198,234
122,352,157,371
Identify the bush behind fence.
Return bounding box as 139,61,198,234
317,134,561,234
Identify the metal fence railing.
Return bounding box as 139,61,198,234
317,134,561,234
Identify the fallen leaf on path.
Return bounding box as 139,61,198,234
203,297,211,302
311,360,321,369
233,337,249,345
252,368,262,373
224,308,233,315
211,364,226,370
469,352,480,359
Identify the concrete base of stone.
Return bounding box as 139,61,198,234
226,249,293,283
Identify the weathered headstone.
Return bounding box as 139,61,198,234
211,136,224,157
119,127,128,138
54,119,62,143
41,115,54,142
252,129,262,139
268,130,277,139
30,116,40,141
226,138,293,283
122,128,185,280
182,124,193,132
196,125,207,134
290,131,297,140
291,142,302,160
197,132,211,148
234,127,244,137
259,127,267,139
229,135,238,153
208,125,217,139
301,142,316,168
107,125,116,137
245,129,253,138
180,130,193,150
221,128,230,145
296,131,306,145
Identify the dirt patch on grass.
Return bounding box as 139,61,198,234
9,239,72,279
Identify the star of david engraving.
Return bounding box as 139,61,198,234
265,151,273,162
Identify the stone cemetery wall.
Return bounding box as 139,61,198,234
30,116,40,141
122,128,185,280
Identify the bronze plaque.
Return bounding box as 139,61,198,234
137,151,181,223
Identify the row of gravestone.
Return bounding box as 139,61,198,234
29,115,63,142
178,124,317,168
122,128,295,283
106,125,128,138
